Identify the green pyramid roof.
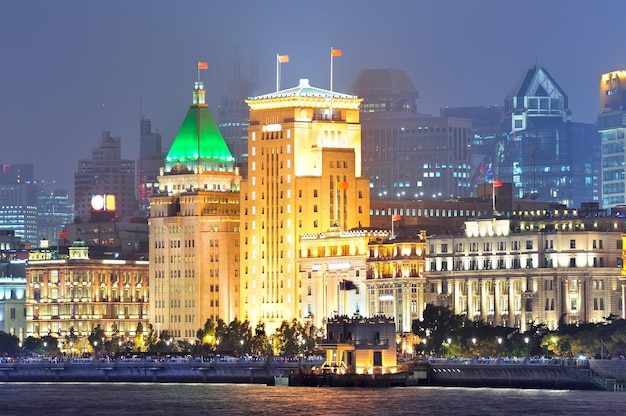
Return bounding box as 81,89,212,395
165,102,235,173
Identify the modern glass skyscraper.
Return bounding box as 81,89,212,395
137,117,164,216
493,65,598,208
598,70,626,209
351,69,474,201
0,164,37,245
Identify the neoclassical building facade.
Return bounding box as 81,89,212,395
424,214,624,331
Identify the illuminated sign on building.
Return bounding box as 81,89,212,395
91,194,116,212
328,262,351,270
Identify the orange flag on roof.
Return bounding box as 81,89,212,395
198,61,208,70
392,214,402,222
331,49,342,57
278,54,289,63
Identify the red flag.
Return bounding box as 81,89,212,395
278,54,289,63
338,181,349,190
392,214,402,222
493,180,503,187
331,49,342,57
58,231,68,239
198,61,208,70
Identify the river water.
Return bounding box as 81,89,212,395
1,382,625,415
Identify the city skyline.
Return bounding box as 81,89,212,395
2,1,625,193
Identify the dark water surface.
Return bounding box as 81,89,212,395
1,382,625,415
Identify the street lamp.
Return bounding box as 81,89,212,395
497,337,502,357
524,337,529,357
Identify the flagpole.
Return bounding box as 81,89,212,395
492,180,496,211
276,54,279,92
330,47,334,93
197,61,200,81
391,215,395,239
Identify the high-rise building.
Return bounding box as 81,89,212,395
350,69,474,201
37,188,74,243
149,80,241,342
598,70,626,209
0,164,38,245
242,78,370,331
74,131,137,222
137,117,165,216
218,60,255,179
493,65,598,207
440,106,503,186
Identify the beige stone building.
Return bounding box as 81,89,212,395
365,232,427,334
425,214,625,331
25,241,149,348
241,79,370,331
149,81,241,341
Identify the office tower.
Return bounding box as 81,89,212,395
241,78,370,331
74,131,137,222
37,188,74,243
493,65,598,207
351,69,474,201
218,57,255,179
0,164,38,245
149,80,241,341
440,106,503,186
598,70,626,209
137,117,165,215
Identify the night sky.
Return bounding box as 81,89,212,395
1,1,624,194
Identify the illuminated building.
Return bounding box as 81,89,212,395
297,227,384,329
25,241,149,347
320,315,397,375
218,59,255,179
598,70,626,208
137,117,165,216
0,164,38,245
149,80,241,341
425,214,624,331
350,69,474,200
440,106,503,187
74,131,137,222
242,79,370,331
365,232,427,334
493,64,598,207
0,269,27,340
37,188,74,244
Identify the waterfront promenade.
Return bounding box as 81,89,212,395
1,355,624,390
0,356,317,384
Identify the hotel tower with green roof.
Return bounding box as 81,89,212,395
149,80,242,341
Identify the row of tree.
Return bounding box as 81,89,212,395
0,318,322,359
412,304,625,359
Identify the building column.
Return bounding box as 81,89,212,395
480,279,488,320
621,280,626,320
454,279,461,315
508,279,515,326
494,278,501,325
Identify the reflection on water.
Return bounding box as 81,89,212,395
1,383,625,416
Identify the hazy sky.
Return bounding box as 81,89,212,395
1,1,624,194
